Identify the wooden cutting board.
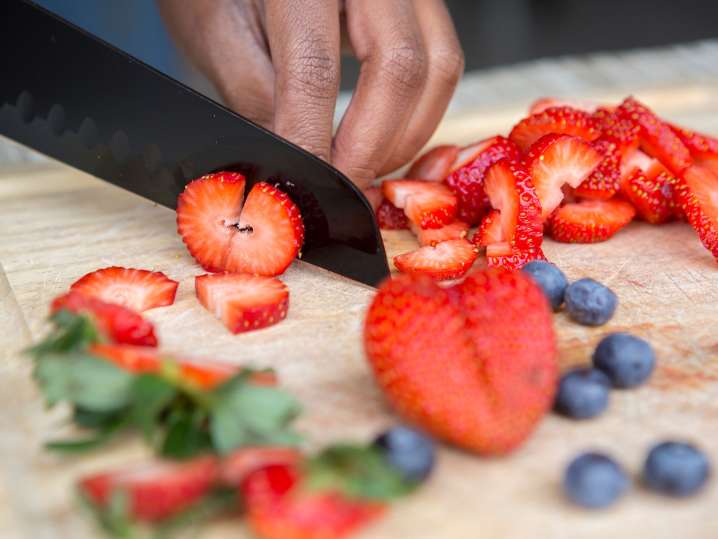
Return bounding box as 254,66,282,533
3,88,718,538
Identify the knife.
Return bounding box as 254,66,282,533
0,0,389,286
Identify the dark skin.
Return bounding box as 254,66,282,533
158,0,464,190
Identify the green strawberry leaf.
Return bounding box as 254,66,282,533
127,374,178,444
73,407,127,429
159,405,213,459
209,374,302,454
34,352,133,411
26,310,100,359
306,444,414,501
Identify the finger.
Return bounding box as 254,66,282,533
265,0,341,162
158,0,275,127
332,0,429,189
381,0,464,174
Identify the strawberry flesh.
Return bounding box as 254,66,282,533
574,139,622,200
376,199,409,230
407,145,460,181
195,273,289,334
393,239,477,280
621,166,675,224
473,210,504,248
672,164,718,260
69,267,178,313
79,456,219,522
486,247,546,271
509,106,601,152
526,134,603,220
547,199,635,243
219,447,301,488
382,180,457,229
411,221,469,247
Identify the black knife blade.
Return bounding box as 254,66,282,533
0,0,389,286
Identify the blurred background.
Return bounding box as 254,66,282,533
35,0,718,95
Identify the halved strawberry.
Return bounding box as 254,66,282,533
547,199,635,243
241,463,384,539
393,239,477,280
486,248,546,271
482,159,543,252
525,134,603,219
509,106,601,152
615,97,692,175
407,145,460,181
473,210,504,248
69,267,178,312
51,291,157,347
88,343,277,389
621,166,675,224
195,273,289,334
79,456,219,522
574,139,622,200
444,136,522,225
219,447,301,488
177,173,304,276
376,199,409,230
529,97,601,115
382,180,457,229
411,221,469,247
672,164,718,260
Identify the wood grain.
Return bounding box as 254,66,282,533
2,92,718,538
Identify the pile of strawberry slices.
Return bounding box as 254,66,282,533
371,96,718,279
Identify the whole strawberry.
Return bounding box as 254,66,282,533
364,269,558,455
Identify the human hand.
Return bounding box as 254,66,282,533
158,0,464,189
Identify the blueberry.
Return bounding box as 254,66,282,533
554,368,611,419
374,425,435,483
593,333,656,388
643,441,711,497
564,278,618,326
563,452,629,508
521,261,569,311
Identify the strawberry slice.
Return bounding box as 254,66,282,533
473,210,504,248
382,180,457,229
393,239,477,280
219,447,301,488
376,199,409,230
672,164,718,260
592,107,641,155
195,273,289,334
621,165,675,224
615,97,692,175
620,148,655,180
482,159,543,252
509,106,601,152
671,124,718,160
89,343,278,389
177,173,304,276
574,139,622,200
407,145,460,181
51,292,157,347
241,463,384,539
526,134,603,219
487,247,546,271
547,199,635,243
79,456,219,522
411,221,469,247
529,97,601,115
69,267,178,313
444,136,522,225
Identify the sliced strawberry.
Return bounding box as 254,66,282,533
219,447,301,488
615,97,692,175
444,136,522,225
177,173,304,276
509,106,601,152
592,107,641,154
363,187,383,212
195,273,289,334
449,139,495,173
382,180,457,229
487,247,546,271
393,239,477,280
547,199,635,243
473,210,504,248
700,156,718,178
525,134,603,219
376,199,409,230
51,291,157,347
671,124,718,160
88,343,277,389
411,221,469,247
241,463,384,539
79,456,219,522
407,145,459,181
529,97,601,115
620,148,655,180
69,267,178,313
574,139,622,200
672,164,718,260
482,159,543,253
621,166,675,224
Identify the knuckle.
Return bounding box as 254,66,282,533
431,45,465,86
284,36,340,101
378,40,428,93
